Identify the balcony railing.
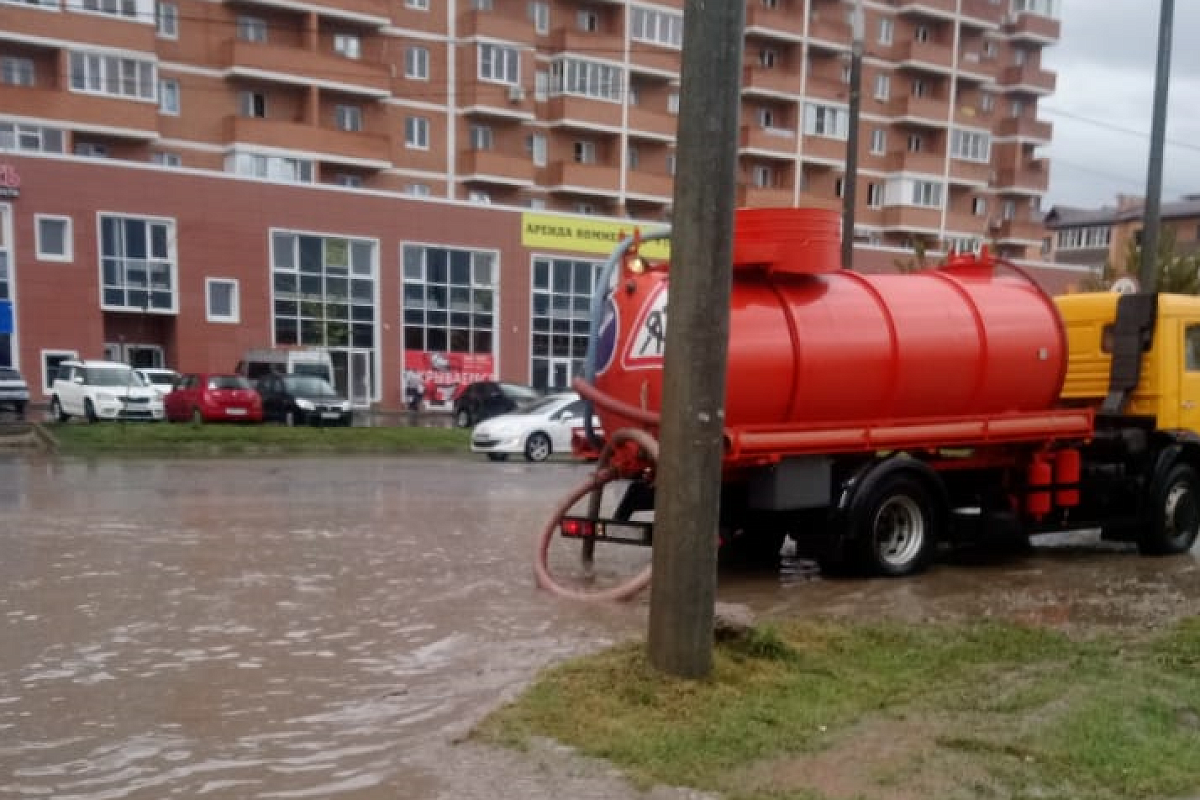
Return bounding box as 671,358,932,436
225,40,390,97
994,116,1053,142
744,4,804,39
1007,12,1061,43
742,64,799,96
547,161,621,194
544,95,623,129
627,106,677,140
224,116,390,165
999,64,1057,95
737,185,796,208
4,5,156,53
626,170,673,199
3,86,158,139
740,124,798,156
457,150,535,186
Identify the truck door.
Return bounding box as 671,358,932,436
1179,322,1200,435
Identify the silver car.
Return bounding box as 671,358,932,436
0,367,29,419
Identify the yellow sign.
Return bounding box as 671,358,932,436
521,212,670,258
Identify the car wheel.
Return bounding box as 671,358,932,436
486,453,509,462
51,397,69,422
191,407,204,425
84,398,99,424
455,408,473,428
525,432,552,463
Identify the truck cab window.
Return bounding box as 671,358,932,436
1185,325,1200,371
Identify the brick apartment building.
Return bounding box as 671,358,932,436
0,0,1072,410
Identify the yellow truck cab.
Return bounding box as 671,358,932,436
1056,292,1200,434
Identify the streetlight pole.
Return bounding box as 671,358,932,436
1139,0,1174,294
840,0,865,270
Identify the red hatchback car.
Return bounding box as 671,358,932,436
165,373,263,423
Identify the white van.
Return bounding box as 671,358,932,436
235,348,334,385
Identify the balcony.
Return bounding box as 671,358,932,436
994,116,1053,143
947,158,990,186
890,95,949,126
943,212,987,236
626,170,673,199
224,116,390,166
960,0,1003,29
457,9,530,42
882,205,943,231
458,150,535,187
956,52,996,83
885,150,945,176
550,26,622,57
742,64,799,97
458,82,535,121
897,39,954,73
225,0,387,25
2,86,157,139
801,135,847,165
895,0,956,18
744,4,804,40
545,95,623,130
628,40,680,77
1007,12,1061,44
547,161,621,195
737,185,796,208
627,106,677,141
2,5,156,53
225,41,389,97
996,159,1050,193
995,217,1044,243
806,14,850,51
740,125,798,158
998,63,1057,95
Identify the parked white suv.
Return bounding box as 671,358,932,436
50,360,165,422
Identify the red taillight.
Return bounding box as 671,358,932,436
561,519,595,538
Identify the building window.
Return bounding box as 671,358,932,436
405,46,429,80
42,350,79,394
529,1,549,34
627,144,640,169
1010,99,1025,118
478,43,519,84
78,0,143,20
804,103,849,139
878,17,893,45
226,151,314,183
972,197,987,216
335,104,362,132
1,58,35,87
405,116,429,149
151,151,181,167
237,16,267,42
467,190,491,205
574,140,596,164
36,215,72,262
867,183,883,209
907,134,923,152
470,124,493,150
950,129,990,162
668,92,680,114
99,214,177,312
752,165,774,188
630,6,683,48
271,230,377,351
334,34,361,60
874,73,890,101
206,278,239,323
1002,199,1016,220
667,153,676,176
983,40,997,58
402,245,496,359
549,57,623,102
158,77,180,115
405,183,430,197
472,0,493,9
980,92,995,113
238,91,266,118
577,9,598,31
834,177,844,198
759,48,777,68
912,78,928,98
68,52,156,100
156,1,178,38
527,133,547,166
870,128,886,154
0,122,65,153
910,180,943,208
405,0,429,7
75,142,108,158
1056,225,1111,250
334,173,362,188
914,25,930,43
530,257,603,390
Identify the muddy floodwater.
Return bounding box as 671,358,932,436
2,455,1198,800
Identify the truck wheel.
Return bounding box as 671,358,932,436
51,397,69,422
850,472,938,577
1139,463,1200,555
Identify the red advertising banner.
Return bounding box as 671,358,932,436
404,350,495,410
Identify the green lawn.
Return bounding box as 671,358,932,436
478,618,1200,800
43,419,472,456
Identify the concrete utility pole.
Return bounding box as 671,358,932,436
840,0,865,270
1139,0,1174,293
647,0,745,679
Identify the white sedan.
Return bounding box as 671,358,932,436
470,392,601,462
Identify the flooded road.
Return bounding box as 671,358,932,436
2,454,1198,799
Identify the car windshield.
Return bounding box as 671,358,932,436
208,375,251,390
0,368,20,381
520,396,571,414
86,367,140,387
500,383,540,403
281,375,337,396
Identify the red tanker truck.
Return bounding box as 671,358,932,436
535,208,1200,600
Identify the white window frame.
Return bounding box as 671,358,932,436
405,46,429,80
2,57,35,87
752,164,774,188
878,17,893,45
97,212,179,313
237,16,267,42
630,6,683,49
874,73,890,101
528,132,547,166
470,124,493,150
870,128,886,154
239,90,266,118
549,57,623,102
950,129,991,163
335,104,362,132
156,1,178,39
804,103,849,140
158,77,180,115
405,0,429,7
972,197,987,216
529,0,549,34
35,215,73,262
867,183,883,209
334,34,361,60
151,152,181,167
574,140,596,164
42,349,79,395
205,278,240,323
911,180,943,208
405,183,431,197
405,116,430,149
478,43,519,85
68,51,156,101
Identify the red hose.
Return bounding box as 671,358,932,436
534,428,658,602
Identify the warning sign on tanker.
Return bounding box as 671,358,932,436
622,284,668,370
521,212,670,258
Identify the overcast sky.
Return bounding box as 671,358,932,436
1043,0,1200,209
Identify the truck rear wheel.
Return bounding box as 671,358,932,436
1139,463,1200,555
850,471,939,577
